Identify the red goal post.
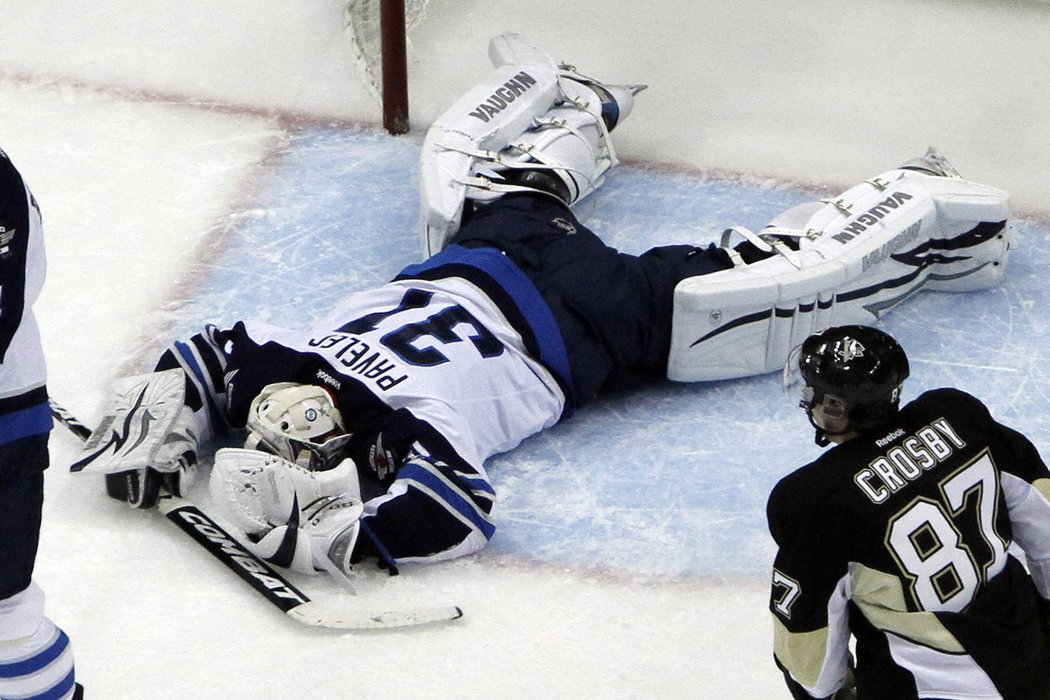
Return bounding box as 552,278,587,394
345,0,428,135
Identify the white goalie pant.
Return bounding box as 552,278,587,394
666,168,1013,381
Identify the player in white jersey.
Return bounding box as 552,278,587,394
0,148,82,700
74,34,1015,582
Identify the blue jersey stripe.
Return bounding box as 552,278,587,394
398,459,497,539
173,339,226,430
0,629,69,678
0,401,52,445
397,244,574,406
35,668,78,700
456,472,497,496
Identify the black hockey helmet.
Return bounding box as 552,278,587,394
794,325,910,439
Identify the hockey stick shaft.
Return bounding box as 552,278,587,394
158,497,312,613
48,399,92,441
49,399,462,630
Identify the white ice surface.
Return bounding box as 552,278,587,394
2,1,1049,698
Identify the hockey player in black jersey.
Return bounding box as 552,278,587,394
73,34,1015,588
0,148,82,699
769,325,1050,699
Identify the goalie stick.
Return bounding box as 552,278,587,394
48,399,463,630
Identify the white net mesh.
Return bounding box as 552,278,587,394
344,0,429,103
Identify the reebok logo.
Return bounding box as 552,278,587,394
469,71,538,122
875,428,905,448
315,368,343,391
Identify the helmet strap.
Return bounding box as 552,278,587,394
806,407,851,447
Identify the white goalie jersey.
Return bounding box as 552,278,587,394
135,242,573,566
243,275,566,471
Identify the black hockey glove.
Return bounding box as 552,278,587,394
104,451,194,509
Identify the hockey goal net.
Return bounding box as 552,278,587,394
344,0,430,134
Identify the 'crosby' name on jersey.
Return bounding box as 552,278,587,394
854,419,967,504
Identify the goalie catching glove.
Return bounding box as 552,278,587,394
209,447,364,576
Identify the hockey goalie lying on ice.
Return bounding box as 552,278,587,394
70,33,1013,582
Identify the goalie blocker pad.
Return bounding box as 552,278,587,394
667,170,1012,382
69,368,186,474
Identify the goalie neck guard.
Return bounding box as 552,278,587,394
245,383,352,471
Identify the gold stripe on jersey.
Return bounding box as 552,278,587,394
1033,477,1050,504
772,618,831,689
851,563,964,652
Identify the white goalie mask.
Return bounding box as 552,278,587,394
244,383,352,471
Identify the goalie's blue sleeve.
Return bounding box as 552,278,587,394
154,323,233,444
344,408,498,564
356,448,496,566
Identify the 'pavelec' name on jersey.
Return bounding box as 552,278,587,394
308,332,408,391
854,418,967,504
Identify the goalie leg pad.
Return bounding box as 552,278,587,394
466,76,621,207
420,32,643,257
920,176,1015,292
666,167,1012,381
420,39,561,257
